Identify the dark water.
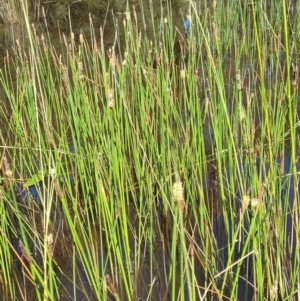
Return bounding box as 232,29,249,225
0,0,193,56
217,155,300,300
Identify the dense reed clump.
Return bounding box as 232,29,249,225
0,0,299,300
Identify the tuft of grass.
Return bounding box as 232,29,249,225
0,0,299,300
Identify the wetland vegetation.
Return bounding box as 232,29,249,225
0,0,299,300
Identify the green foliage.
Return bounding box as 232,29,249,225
0,0,299,300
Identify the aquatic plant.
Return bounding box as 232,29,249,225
0,0,299,300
